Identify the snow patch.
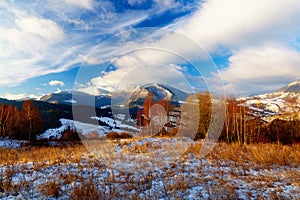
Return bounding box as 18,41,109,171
91,116,139,132
0,139,25,148
64,99,77,104
37,119,110,140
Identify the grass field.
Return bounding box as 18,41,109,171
1,139,300,199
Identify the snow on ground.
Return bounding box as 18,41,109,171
238,91,300,121
91,116,140,132
0,139,299,199
64,99,77,104
37,117,140,140
0,139,27,148
37,119,111,140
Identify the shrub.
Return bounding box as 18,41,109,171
106,131,120,140
106,131,133,140
61,128,82,141
39,181,60,198
70,183,103,200
119,132,133,139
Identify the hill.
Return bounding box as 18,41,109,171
239,80,300,121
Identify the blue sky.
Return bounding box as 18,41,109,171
0,0,300,99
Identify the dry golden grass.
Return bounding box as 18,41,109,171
1,141,299,171
0,144,87,165
70,182,104,200
185,142,300,168
207,142,300,168
1,141,299,199
39,181,61,198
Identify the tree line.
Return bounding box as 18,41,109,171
1,93,299,144
137,92,300,144
198,94,300,144
0,100,43,140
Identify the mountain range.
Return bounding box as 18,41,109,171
1,81,299,128
40,83,189,109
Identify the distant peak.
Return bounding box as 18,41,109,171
278,80,300,93
287,80,300,87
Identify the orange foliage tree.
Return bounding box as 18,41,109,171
136,93,173,136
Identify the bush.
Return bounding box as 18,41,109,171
119,132,133,139
61,128,82,141
106,131,133,140
106,131,120,140
39,181,60,198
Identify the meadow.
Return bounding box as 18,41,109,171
1,139,299,199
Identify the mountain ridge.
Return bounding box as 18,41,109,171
239,80,300,121
40,84,189,108
278,80,300,93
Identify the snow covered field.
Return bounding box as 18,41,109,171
0,139,299,199
37,117,139,140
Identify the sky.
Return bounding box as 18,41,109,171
0,0,300,100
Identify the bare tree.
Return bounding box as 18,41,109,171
21,100,43,141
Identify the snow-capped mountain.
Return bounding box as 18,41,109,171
40,91,79,104
126,83,188,106
239,80,300,121
40,84,188,109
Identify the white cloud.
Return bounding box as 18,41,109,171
128,0,146,6
154,0,180,11
3,93,40,100
179,0,300,51
75,29,224,95
49,80,65,87
0,5,66,86
1,0,300,98
0,1,156,87
0,8,64,52
216,45,300,95
64,0,300,96
64,0,94,10
77,55,194,95
77,0,300,96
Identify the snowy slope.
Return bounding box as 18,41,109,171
91,116,139,132
37,117,139,140
37,119,109,140
238,80,300,120
133,83,187,102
